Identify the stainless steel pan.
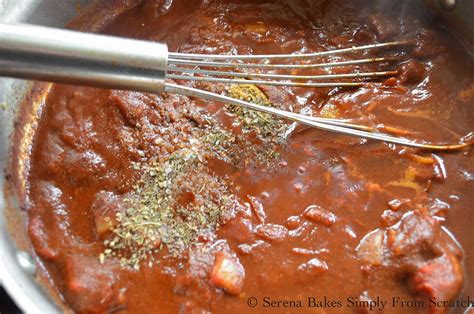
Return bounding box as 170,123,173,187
0,0,472,312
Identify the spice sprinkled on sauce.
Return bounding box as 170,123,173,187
226,83,290,141
98,114,283,270
101,129,241,269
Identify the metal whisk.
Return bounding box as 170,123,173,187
0,24,470,150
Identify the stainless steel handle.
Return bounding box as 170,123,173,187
0,23,168,93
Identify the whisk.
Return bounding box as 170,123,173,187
0,23,469,150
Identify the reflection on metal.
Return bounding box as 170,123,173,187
16,251,36,275
0,2,89,313
440,0,456,10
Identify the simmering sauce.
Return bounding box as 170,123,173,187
16,0,474,313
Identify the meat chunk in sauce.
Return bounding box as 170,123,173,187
174,243,245,306
63,255,125,313
357,211,464,308
398,60,427,85
302,205,338,227
255,224,288,242
410,253,464,309
367,14,397,40
91,191,126,236
210,251,245,295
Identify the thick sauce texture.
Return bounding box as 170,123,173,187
22,0,474,313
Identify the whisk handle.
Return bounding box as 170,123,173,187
0,23,168,93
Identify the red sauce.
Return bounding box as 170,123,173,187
17,0,474,313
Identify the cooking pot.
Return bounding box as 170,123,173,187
0,0,472,312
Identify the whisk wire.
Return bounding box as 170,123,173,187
165,39,471,150
167,66,398,81
165,83,470,151
167,56,399,69
167,74,365,87
0,23,467,150
169,40,413,60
